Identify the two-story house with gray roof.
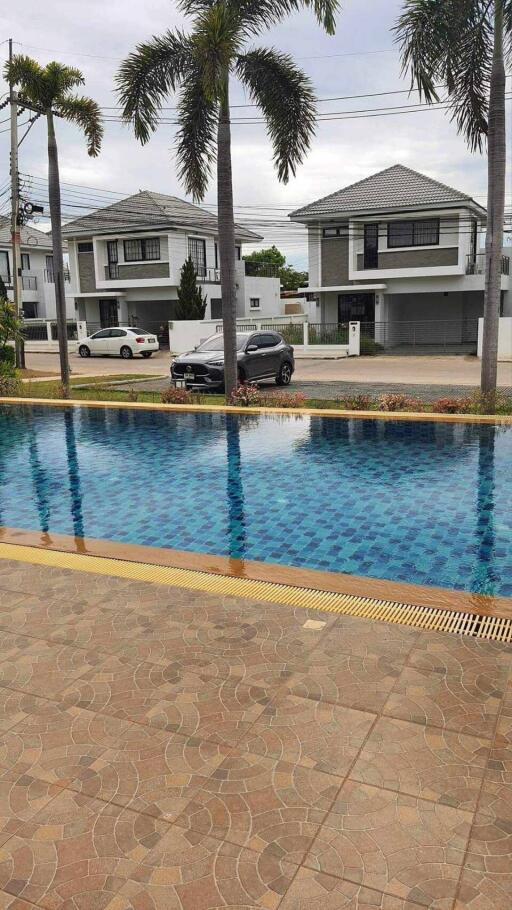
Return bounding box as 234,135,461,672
290,164,510,352
0,216,68,320
62,190,280,332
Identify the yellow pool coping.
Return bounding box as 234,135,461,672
1,395,512,423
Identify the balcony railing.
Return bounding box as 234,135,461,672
44,267,71,283
196,266,221,283
243,260,280,278
22,276,37,290
466,253,510,275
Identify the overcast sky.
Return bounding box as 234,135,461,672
1,0,508,269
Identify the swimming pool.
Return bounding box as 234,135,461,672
1,404,511,597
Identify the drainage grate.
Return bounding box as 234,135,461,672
0,542,511,643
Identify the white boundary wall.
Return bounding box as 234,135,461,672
168,317,360,357
478,317,512,361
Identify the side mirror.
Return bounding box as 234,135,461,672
246,344,258,353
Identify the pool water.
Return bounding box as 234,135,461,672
1,405,511,597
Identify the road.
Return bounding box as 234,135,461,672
24,350,512,387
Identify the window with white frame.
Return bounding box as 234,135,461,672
123,237,161,261
21,253,30,271
188,237,207,277
249,297,260,309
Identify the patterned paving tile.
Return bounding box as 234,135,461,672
455,809,512,910
0,890,41,909
279,868,427,909
0,693,54,736
350,717,491,810
175,750,342,864
69,723,231,822
288,653,403,712
0,766,61,847
477,706,512,823
60,655,272,746
303,780,473,909
0,640,106,699
236,694,376,776
0,597,94,638
48,606,179,654
0,590,26,611
408,634,512,674
383,665,504,738
0,789,169,910
0,635,37,663
0,700,131,787
325,617,419,660
104,825,298,910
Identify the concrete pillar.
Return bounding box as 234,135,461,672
349,321,360,356
303,321,309,348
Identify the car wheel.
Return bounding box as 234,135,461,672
120,346,133,360
141,352,152,358
78,345,90,358
276,361,292,386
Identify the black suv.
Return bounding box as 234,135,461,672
171,331,295,391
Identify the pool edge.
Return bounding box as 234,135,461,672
1,527,511,621
1,396,512,424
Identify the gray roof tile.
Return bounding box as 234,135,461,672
0,216,54,250
290,164,484,219
61,190,262,241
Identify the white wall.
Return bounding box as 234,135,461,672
478,317,512,361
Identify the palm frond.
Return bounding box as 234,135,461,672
56,94,104,156
3,55,47,107
192,3,243,102
226,0,340,36
236,48,316,183
45,61,85,96
116,30,193,143
175,66,218,200
395,0,492,150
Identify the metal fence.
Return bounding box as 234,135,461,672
261,322,304,344
22,320,78,342
309,322,349,345
359,319,479,355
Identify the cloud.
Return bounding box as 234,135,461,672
1,0,496,270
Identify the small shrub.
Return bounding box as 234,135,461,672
268,390,307,408
229,383,262,407
0,346,15,366
161,385,193,404
0,372,22,397
360,335,384,356
127,388,139,402
338,393,374,410
464,390,512,415
431,397,470,414
378,393,424,412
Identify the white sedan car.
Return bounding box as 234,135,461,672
78,327,159,359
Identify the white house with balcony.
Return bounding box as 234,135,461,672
0,216,69,320
62,190,281,334
290,164,511,352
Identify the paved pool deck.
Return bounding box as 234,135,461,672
0,558,510,909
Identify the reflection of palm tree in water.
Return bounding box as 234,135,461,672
226,415,247,566
473,425,497,596
28,428,51,541
64,410,86,551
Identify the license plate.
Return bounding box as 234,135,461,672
185,375,195,382
148,338,156,344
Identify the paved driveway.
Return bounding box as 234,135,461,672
25,351,512,387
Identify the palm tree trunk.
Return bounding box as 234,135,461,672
217,73,238,400
481,0,506,404
47,112,70,398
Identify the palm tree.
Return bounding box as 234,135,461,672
5,57,103,396
395,0,507,404
117,0,338,398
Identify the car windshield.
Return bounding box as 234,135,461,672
195,333,250,352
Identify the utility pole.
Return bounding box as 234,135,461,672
9,38,25,369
